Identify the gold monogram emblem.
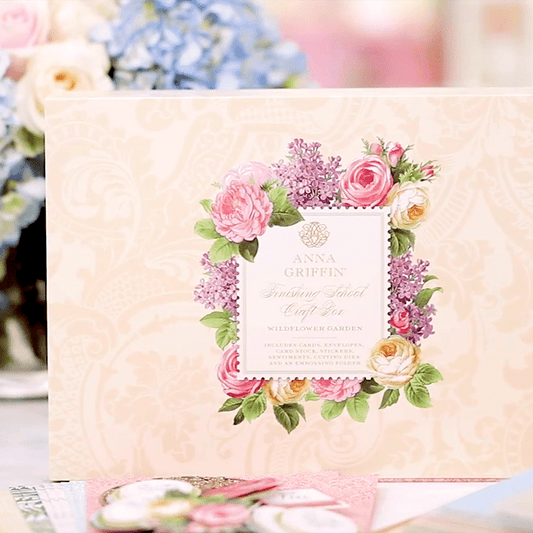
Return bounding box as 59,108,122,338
299,222,330,248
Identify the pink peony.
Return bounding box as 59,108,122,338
390,309,410,334
188,503,250,528
369,142,383,155
221,161,274,188
340,155,393,207
387,142,404,167
217,344,264,398
211,181,272,243
311,378,362,402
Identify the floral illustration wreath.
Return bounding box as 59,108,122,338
194,139,443,433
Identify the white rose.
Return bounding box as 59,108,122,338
368,336,421,389
263,379,310,405
386,181,430,230
16,40,113,134
48,0,119,42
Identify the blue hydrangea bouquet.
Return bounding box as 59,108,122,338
0,0,307,367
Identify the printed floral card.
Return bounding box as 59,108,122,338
194,138,441,432
46,88,533,480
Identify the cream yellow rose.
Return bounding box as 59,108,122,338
386,181,430,230
48,0,119,42
263,379,310,405
368,336,421,389
16,39,113,134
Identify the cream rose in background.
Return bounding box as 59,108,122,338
48,0,119,41
16,39,113,134
368,336,421,389
386,181,430,230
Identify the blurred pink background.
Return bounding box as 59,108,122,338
262,0,531,88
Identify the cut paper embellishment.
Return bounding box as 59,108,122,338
194,139,443,433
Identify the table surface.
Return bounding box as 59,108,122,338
0,395,493,532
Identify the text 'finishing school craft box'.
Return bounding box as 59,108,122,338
46,88,533,480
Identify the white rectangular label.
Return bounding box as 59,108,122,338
238,208,390,378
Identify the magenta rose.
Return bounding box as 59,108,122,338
340,156,393,207
387,142,404,167
221,161,274,188
188,503,250,528
311,378,362,402
211,181,272,243
390,309,410,334
217,344,264,398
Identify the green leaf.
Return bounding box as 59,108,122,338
321,400,346,421
199,199,213,213
413,363,443,385
218,398,243,412
268,186,291,209
210,237,239,263
284,402,306,421
215,322,237,349
233,409,245,425
239,238,259,263
269,209,304,228
305,390,320,401
200,311,231,329
361,378,385,395
260,180,278,192
346,394,370,422
404,381,432,408
379,388,400,410
241,392,267,422
273,404,300,433
414,287,443,308
423,274,438,284
267,187,304,227
390,228,416,257
13,127,44,157
195,219,221,240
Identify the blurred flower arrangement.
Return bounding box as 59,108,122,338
0,0,308,368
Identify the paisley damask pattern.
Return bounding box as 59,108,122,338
46,90,533,480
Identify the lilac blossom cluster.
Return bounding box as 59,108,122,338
389,254,435,344
272,138,342,208
194,253,239,316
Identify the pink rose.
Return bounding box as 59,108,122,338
387,142,404,167
217,344,264,398
188,503,250,528
311,378,362,402
211,181,272,243
340,156,393,207
390,309,410,334
0,1,50,80
369,142,383,155
421,164,435,178
221,161,274,188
